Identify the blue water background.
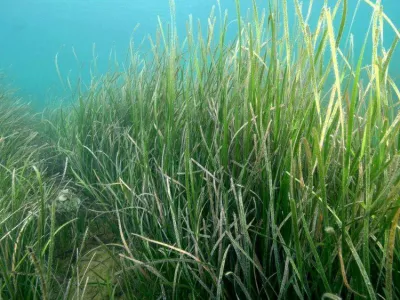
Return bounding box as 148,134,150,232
0,0,399,109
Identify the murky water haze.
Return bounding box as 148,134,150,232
0,0,399,109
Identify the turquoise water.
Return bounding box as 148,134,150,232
0,0,399,109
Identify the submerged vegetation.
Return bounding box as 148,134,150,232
1,0,400,299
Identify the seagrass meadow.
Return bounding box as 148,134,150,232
1,0,400,299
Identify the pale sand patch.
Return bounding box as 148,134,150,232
67,248,123,300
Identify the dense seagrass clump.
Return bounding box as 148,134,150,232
2,0,400,299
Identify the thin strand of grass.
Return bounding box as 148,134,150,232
385,208,400,300
216,245,230,300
